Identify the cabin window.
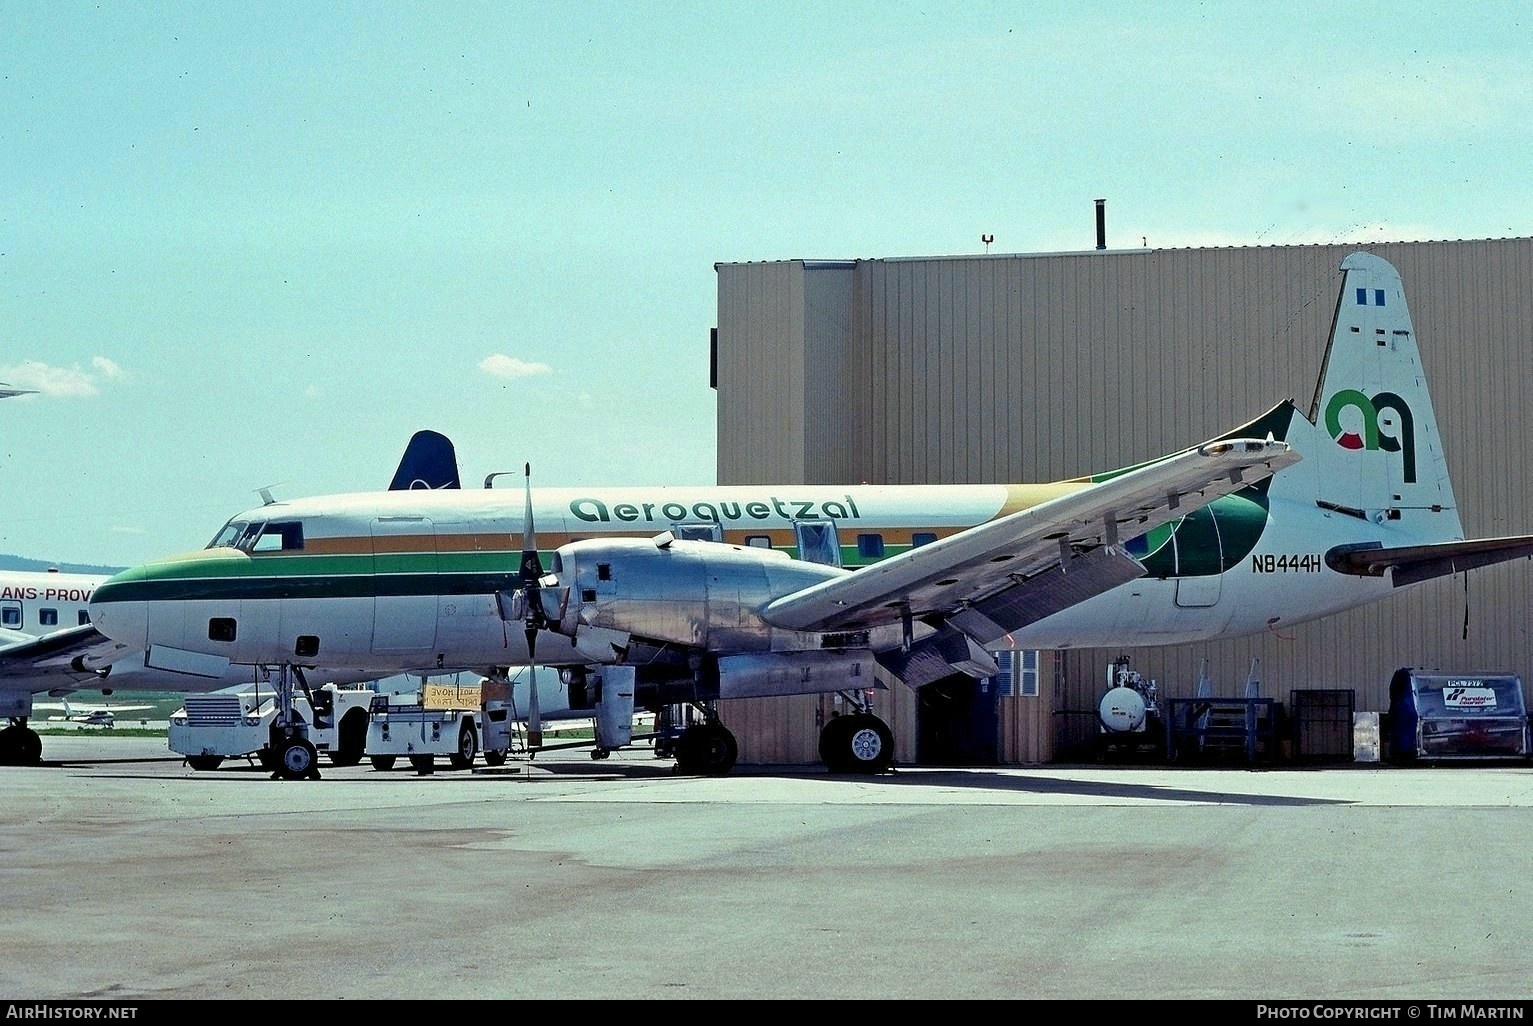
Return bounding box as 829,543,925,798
0,604,18,628
39,609,57,627
208,618,237,643
295,635,319,658
78,610,91,625
745,535,772,549
856,533,885,559
912,532,937,548
794,522,842,567
674,522,723,542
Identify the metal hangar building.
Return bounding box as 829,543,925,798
709,235,1533,766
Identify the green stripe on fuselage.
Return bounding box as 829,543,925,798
92,550,524,604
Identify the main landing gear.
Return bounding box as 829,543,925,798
658,702,740,776
658,692,895,776
0,720,43,766
819,690,895,774
673,721,739,776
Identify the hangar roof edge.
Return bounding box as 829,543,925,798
713,236,1533,270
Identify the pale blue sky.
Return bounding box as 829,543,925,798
4,1,1531,568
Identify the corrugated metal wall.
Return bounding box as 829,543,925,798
714,239,1533,763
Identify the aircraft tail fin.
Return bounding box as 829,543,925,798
389,430,461,490
1273,252,1533,587
1274,252,1464,541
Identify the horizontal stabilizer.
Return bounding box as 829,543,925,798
1327,536,1533,587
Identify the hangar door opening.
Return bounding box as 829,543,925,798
917,673,999,765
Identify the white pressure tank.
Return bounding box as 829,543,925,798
1099,686,1148,733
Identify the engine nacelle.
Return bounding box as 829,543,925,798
549,535,845,653
717,650,879,700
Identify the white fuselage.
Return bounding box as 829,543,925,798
84,470,1431,679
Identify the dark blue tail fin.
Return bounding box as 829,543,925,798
388,430,461,490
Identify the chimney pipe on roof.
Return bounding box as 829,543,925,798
1094,198,1106,250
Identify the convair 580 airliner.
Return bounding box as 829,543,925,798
83,253,1533,778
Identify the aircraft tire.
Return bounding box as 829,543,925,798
674,724,738,776
370,755,397,771
0,725,42,766
19,728,41,765
186,756,224,771
483,750,508,767
328,710,368,766
449,724,478,770
822,714,894,775
275,737,319,781
257,749,279,772
818,716,853,773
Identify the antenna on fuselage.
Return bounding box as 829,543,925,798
483,471,517,489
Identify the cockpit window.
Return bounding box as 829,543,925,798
248,522,304,554
208,520,304,554
209,521,249,549
208,524,246,549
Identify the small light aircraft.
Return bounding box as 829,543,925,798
35,696,152,727
84,252,1533,780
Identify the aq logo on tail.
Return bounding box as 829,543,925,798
1324,389,1416,483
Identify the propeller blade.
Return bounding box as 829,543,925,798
520,463,544,748
519,462,542,586
519,462,546,645
527,664,543,749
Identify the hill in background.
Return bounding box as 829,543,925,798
0,554,124,575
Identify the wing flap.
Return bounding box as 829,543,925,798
947,543,1147,648
875,625,1001,689
762,437,1298,635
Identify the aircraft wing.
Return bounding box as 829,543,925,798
1326,537,1533,588
761,437,1299,648
0,624,138,687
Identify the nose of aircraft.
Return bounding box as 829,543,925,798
87,568,151,649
